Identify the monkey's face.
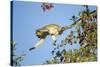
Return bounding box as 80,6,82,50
36,29,48,38
36,30,43,38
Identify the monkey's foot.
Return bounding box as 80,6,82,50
29,47,35,51
53,41,56,46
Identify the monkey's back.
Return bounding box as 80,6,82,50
43,24,62,35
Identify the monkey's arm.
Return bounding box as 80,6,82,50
34,39,45,48
29,39,45,51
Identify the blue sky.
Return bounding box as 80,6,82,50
12,1,96,65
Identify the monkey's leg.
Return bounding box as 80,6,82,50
29,39,45,51
51,35,57,46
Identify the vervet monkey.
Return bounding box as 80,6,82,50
29,24,72,51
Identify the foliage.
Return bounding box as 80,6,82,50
41,3,54,12
11,41,26,66
44,5,97,64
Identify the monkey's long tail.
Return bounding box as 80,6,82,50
62,18,81,31
61,9,97,31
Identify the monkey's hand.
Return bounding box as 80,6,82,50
29,47,36,51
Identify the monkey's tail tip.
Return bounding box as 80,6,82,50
29,47,35,51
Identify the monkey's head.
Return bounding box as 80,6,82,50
36,30,43,38
36,29,49,38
